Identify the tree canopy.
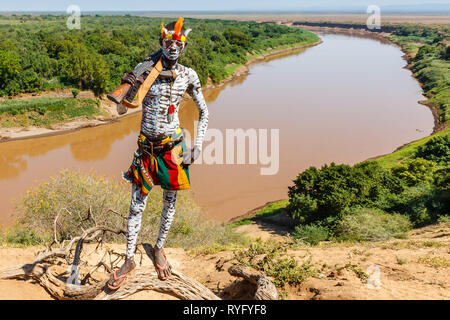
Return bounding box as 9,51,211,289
0,15,319,96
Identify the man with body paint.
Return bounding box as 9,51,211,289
107,18,209,289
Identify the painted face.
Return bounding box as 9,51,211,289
162,38,186,61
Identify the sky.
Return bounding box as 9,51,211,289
0,0,449,12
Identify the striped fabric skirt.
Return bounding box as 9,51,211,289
123,127,190,195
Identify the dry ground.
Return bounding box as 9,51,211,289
0,221,449,300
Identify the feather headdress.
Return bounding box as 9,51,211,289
161,17,191,42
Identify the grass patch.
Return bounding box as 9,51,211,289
417,255,450,268
334,208,412,242
0,97,106,128
228,200,289,228
396,256,408,265
291,223,330,246
246,39,319,61
344,263,369,282
234,239,318,287
253,200,289,219
379,240,448,250
438,215,450,224
375,128,450,169
2,228,43,246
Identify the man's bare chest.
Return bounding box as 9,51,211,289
146,73,190,101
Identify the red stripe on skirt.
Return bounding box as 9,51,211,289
164,151,180,189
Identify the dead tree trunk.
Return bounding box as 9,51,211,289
228,265,279,300
0,208,278,300
0,224,220,300
0,263,220,300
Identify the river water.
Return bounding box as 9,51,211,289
0,32,434,225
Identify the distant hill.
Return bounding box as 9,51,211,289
1,3,449,15
295,3,450,14
381,3,450,14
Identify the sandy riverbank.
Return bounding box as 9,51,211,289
0,39,322,143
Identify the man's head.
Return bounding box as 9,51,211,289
160,17,191,61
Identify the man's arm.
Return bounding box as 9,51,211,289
187,69,209,152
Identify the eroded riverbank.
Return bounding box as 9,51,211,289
288,24,447,135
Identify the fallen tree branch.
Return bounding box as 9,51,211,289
0,262,106,300
34,225,125,264
228,265,279,300
0,227,222,300
0,207,279,300
95,268,220,300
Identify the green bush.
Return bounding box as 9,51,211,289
391,158,437,186
223,27,251,49
291,223,330,245
387,181,448,226
234,239,317,287
72,88,80,98
334,208,412,242
415,134,450,164
5,228,42,245
37,107,46,115
287,161,403,224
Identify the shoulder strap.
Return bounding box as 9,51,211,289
122,58,163,109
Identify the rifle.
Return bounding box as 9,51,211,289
107,49,168,109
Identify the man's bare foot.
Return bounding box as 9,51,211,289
154,247,172,280
107,257,136,290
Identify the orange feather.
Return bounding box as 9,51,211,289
174,17,184,36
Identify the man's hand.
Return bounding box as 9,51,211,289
182,146,201,166
121,72,137,86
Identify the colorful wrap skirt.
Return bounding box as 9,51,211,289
123,127,190,195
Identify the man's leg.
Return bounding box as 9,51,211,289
126,183,149,258
154,189,177,279
108,183,148,288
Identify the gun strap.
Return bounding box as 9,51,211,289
122,58,163,109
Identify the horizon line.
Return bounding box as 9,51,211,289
1,9,449,14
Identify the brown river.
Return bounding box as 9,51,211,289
0,32,434,226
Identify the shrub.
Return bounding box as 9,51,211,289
291,223,330,245
72,88,80,98
386,182,447,226
234,239,317,287
37,107,46,115
415,134,450,164
13,170,244,249
287,161,403,224
265,257,316,287
334,207,412,241
391,158,437,186
223,27,250,49
5,228,42,246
